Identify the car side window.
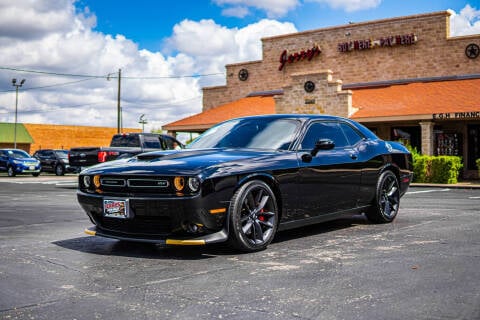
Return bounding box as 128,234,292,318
143,135,161,148
340,123,364,146
300,121,349,150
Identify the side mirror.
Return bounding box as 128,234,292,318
311,139,335,156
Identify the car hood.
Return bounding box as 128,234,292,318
81,148,292,177
15,157,39,162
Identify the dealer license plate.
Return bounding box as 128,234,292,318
103,199,130,219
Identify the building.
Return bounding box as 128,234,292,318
0,123,141,153
163,11,480,178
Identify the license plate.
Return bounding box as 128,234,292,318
103,199,130,219
29,166,35,170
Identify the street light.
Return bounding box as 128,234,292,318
12,78,26,149
139,114,148,132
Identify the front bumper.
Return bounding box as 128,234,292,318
15,163,41,174
77,190,231,244
84,225,228,245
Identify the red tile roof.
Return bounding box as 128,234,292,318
351,79,480,119
163,79,480,131
163,95,276,131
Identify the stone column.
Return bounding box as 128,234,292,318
420,121,434,155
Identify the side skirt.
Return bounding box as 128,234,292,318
277,206,371,232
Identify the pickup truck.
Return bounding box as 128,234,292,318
68,132,183,172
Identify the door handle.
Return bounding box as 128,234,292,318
350,154,358,160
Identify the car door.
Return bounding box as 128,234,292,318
296,120,361,216
0,150,7,170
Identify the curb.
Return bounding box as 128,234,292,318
411,183,480,189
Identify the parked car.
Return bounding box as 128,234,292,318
0,149,41,177
69,132,184,172
33,149,73,176
77,114,413,252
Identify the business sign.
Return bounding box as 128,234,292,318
279,44,321,71
433,112,480,120
338,33,417,53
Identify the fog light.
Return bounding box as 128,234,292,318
188,177,200,192
93,175,101,188
174,176,185,191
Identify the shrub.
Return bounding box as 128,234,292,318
429,156,463,184
476,159,480,176
413,155,430,183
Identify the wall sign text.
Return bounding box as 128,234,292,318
338,33,417,53
433,112,480,120
279,44,321,71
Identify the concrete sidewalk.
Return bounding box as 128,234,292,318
411,181,480,189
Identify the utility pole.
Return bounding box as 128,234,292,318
117,68,122,133
12,78,26,149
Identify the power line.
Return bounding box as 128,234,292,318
0,78,97,93
0,66,225,79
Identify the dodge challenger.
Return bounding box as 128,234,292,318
78,114,413,252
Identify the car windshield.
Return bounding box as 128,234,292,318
54,150,69,158
7,150,31,158
187,118,300,150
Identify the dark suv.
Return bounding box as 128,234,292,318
33,149,73,176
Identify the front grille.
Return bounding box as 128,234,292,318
99,175,175,194
100,216,172,235
89,199,183,236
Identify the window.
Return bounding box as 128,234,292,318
340,123,364,146
300,121,349,150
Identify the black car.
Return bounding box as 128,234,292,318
33,149,73,176
77,114,413,252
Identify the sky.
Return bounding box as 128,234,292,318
0,0,479,138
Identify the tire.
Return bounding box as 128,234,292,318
7,166,16,177
55,164,65,176
366,170,400,223
228,180,279,252
32,172,40,177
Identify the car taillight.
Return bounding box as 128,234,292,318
98,151,119,162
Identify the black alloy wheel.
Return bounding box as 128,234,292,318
55,164,65,176
228,180,279,252
366,170,400,223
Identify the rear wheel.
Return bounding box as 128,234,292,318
366,170,400,223
228,180,279,252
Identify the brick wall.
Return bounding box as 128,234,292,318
24,124,141,153
203,11,480,112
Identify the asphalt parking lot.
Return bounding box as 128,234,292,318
0,175,479,320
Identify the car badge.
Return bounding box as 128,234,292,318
385,143,393,153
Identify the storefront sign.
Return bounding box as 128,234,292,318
279,44,321,71
433,112,480,120
338,33,417,53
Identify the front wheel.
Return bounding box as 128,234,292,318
366,170,400,223
228,180,279,252
55,164,65,176
7,166,16,177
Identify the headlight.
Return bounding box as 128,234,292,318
82,175,91,188
188,177,200,192
13,160,22,164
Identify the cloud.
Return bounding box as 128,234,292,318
222,6,250,18
307,0,382,12
0,0,296,133
213,0,299,18
449,4,480,36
